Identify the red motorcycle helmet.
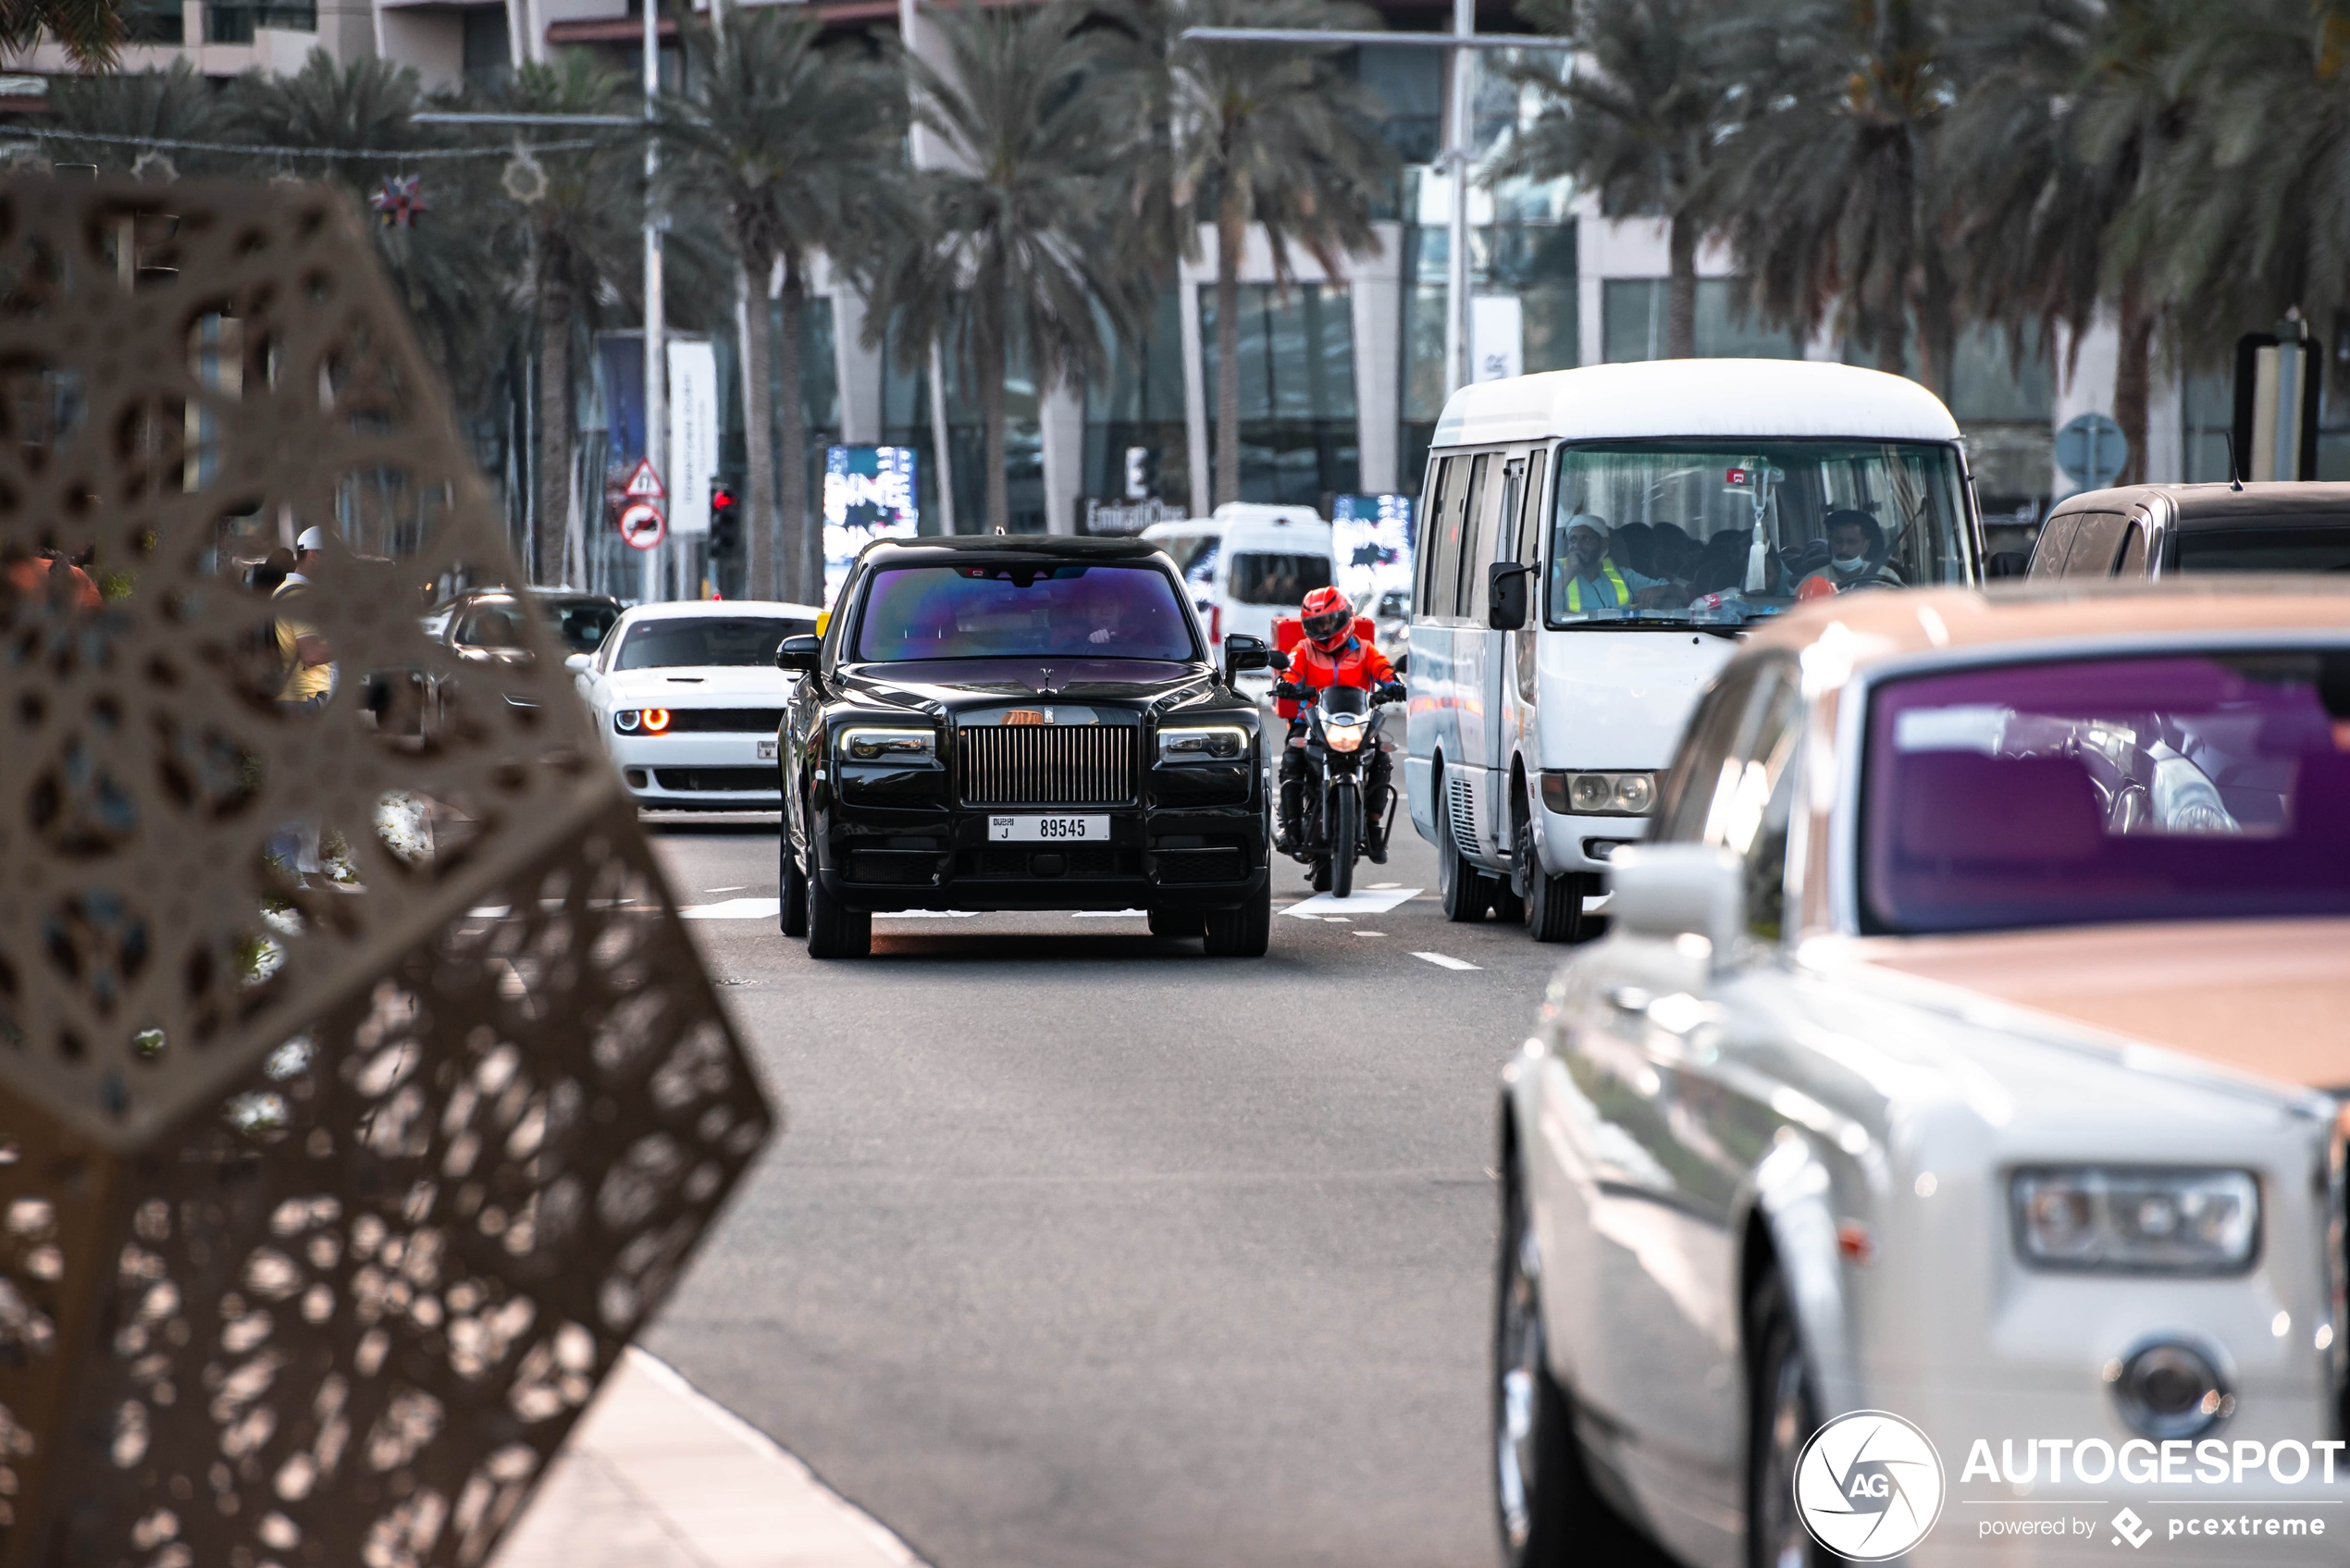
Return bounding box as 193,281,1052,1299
1301,586,1354,651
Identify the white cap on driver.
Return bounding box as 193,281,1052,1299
295,525,327,551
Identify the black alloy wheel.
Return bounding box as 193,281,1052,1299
1202,876,1270,957
779,829,809,938
1330,787,1358,899
1147,909,1203,939
803,837,871,959
1517,808,1588,945
1495,1157,1615,1567
1439,774,1494,923
1748,1266,1822,1568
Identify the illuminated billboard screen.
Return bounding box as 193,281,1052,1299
1330,493,1415,607
823,445,920,603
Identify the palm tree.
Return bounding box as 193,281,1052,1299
473,56,640,588
43,58,235,176
1950,0,2203,486
1131,0,1393,507
1491,0,1733,361
1714,0,1977,393
3,0,129,68
228,51,510,418
665,2,908,600
880,1,1145,536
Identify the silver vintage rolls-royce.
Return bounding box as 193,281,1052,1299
1496,581,2350,1567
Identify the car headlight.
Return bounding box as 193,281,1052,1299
614,708,670,735
836,727,935,763
1157,725,1249,764
2010,1167,2258,1274
1540,770,1655,816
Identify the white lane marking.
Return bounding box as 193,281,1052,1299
1323,916,1351,922
1585,892,1614,912
1411,951,1480,971
1369,882,1401,890
873,910,979,919
1352,931,1384,937
706,884,748,894
1072,909,1147,918
1281,887,1421,918
679,897,782,920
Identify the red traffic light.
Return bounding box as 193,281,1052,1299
711,483,736,515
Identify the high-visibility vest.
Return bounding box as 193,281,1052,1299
1565,560,1630,612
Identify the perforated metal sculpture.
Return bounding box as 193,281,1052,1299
0,177,775,1566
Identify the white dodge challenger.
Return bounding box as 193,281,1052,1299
1497,581,2350,1568
571,599,819,811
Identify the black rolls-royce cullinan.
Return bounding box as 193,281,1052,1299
773,536,1276,958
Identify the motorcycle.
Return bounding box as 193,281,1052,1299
1271,660,1398,897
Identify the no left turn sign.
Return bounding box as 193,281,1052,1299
618,500,666,551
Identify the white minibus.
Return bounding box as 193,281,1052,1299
1407,359,1984,939
1143,504,1335,693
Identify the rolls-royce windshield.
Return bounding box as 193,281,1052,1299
853,564,1196,662
1862,650,2350,932
1544,440,1972,629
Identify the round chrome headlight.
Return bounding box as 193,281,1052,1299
2107,1340,2233,1440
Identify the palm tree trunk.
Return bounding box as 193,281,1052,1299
2113,284,2153,488
781,257,816,601
536,278,572,587
982,328,1009,532
1215,192,1244,508
1665,214,1698,360
742,250,779,601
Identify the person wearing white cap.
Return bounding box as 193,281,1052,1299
286,525,328,588
1547,512,1676,618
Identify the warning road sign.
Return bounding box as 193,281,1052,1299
624,458,666,500
618,500,666,551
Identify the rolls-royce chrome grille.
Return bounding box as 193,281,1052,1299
958,724,1137,808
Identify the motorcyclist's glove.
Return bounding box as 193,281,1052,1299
1272,681,1306,702
1377,682,1406,703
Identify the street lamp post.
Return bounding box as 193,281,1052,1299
643,0,667,604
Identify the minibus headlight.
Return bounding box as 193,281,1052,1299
1541,770,1657,817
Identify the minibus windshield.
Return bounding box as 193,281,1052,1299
1544,440,1971,629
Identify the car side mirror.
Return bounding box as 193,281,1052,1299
1222,632,1271,684
563,652,592,674
1987,550,2028,580
1608,844,1743,959
1267,648,1291,673
1488,562,1534,630
775,634,822,673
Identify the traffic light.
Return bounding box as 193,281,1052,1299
710,481,740,559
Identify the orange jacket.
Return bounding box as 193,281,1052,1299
1290,631,1395,693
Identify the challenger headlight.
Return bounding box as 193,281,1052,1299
1540,770,1656,816
1157,725,1248,764
2010,1167,2258,1274
613,708,669,735
837,727,935,763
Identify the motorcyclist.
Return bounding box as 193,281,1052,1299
1274,586,1404,863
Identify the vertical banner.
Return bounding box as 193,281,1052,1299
1330,494,1416,606
666,339,719,536
1471,295,1524,383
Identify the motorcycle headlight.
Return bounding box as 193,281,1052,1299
1541,770,1656,816
2011,1167,2258,1274
1324,720,1367,754
837,727,935,763
1157,725,1248,764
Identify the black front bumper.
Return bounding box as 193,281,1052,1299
812,802,1268,912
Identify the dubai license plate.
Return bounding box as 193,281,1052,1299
990,815,1106,842
757,738,779,760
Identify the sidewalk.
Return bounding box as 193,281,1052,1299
495,1349,926,1568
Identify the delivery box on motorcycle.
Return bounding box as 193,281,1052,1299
1270,613,1379,720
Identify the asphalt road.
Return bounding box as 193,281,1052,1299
636,805,1583,1568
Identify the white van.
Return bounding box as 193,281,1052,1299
1407,359,1984,940
1143,504,1335,691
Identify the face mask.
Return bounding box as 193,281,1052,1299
1831,552,1867,572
